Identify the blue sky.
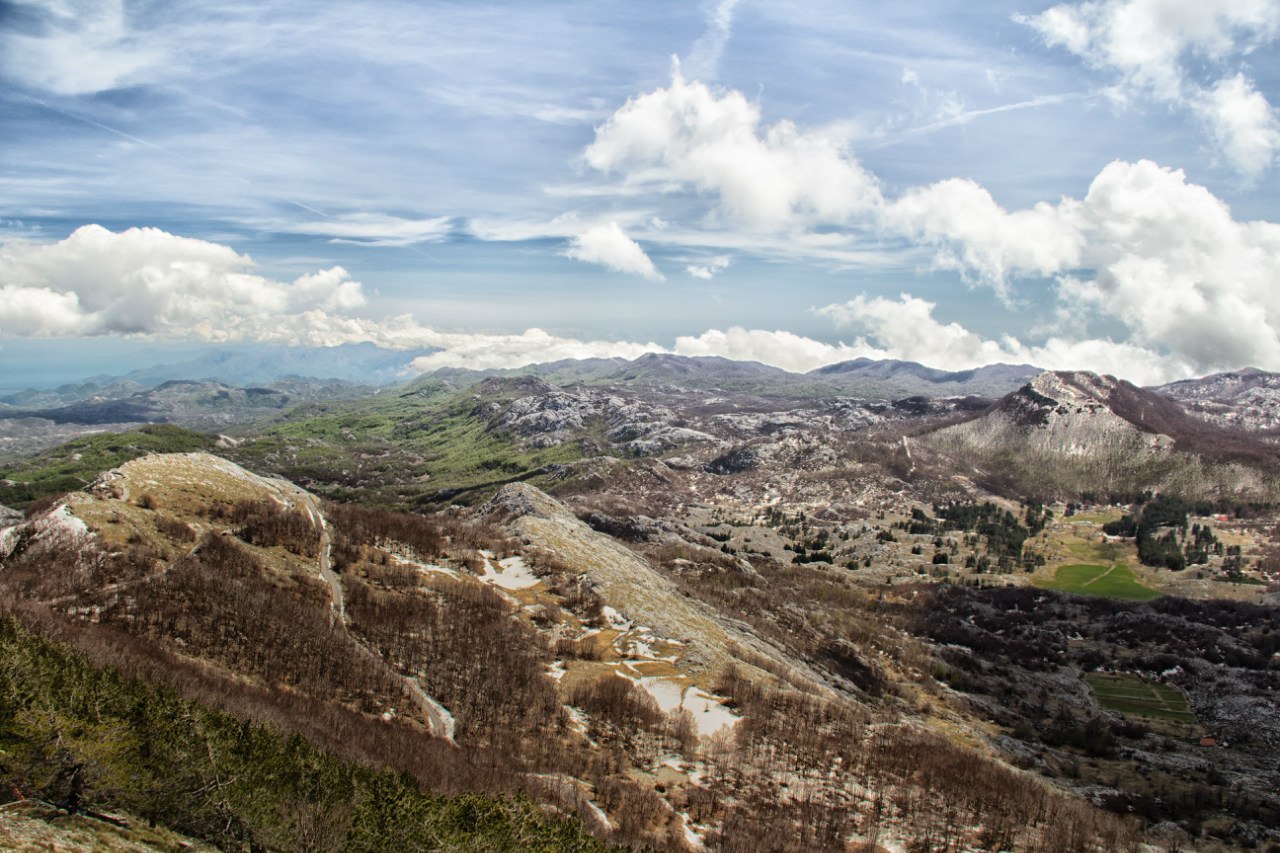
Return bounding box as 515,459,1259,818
2,0,1280,384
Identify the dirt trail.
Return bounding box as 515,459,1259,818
293,490,454,742
1081,564,1118,587
295,492,343,624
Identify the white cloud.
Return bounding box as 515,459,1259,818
818,293,1187,385
0,225,365,338
570,75,1280,377
563,222,665,280
583,71,884,230
685,255,731,279
0,284,87,337
1072,159,1280,371
1194,73,1280,176
1020,0,1280,177
407,328,661,373
874,159,1280,375
884,179,1087,294
671,327,876,373
281,213,454,247
396,300,1189,384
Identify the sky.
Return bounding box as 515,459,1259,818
2,0,1280,385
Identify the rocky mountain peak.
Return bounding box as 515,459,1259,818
483,481,572,521
1027,370,1120,407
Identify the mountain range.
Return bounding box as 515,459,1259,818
2,353,1280,850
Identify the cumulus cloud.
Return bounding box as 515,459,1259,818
0,225,365,339
1020,0,1280,176
396,298,1189,383
818,293,1187,385
685,255,731,279
1071,160,1280,370
1194,73,1280,177
884,180,1087,295
563,222,665,280
572,74,1280,376
407,328,662,373
875,159,1280,375
281,213,454,247
583,70,883,229
672,327,875,372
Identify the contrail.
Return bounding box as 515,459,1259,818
865,92,1095,149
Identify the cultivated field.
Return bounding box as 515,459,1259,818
1085,672,1197,726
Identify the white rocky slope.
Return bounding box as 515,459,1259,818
937,371,1175,458
484,482,835,689
1157,367,1280,433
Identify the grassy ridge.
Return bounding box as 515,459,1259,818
230,382,586,506
1040,564,1162,601
0,425,213,510
0,616,610,852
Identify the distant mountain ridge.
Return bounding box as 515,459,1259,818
808,358,1041,398
0,379,373,429
99,342,437,386
1155,367,1280,434
418,353,1043,400
926,369,1279,497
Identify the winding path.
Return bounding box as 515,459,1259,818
293,490,455,742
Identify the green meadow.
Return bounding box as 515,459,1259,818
1040,563,1161,601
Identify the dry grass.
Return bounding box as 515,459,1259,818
0,801,214,853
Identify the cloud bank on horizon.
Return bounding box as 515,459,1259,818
2,0,1280,386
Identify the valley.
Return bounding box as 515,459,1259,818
1,356,1278,851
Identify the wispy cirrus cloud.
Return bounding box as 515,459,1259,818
684,0,743,81
277,213,454,247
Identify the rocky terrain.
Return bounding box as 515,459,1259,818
924,371,1280,499
1157,368,1280,437
2,356,1280,851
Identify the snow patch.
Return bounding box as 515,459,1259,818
0,526,19,558
637,677,687,714
582,799,612,832
635,677,740,738
477,551,541,590
392,555,458,578
564,705,591,739
681,687,740,737
602,605,632,630
625,638,656,658
678,812,706,850
423,693,456,741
